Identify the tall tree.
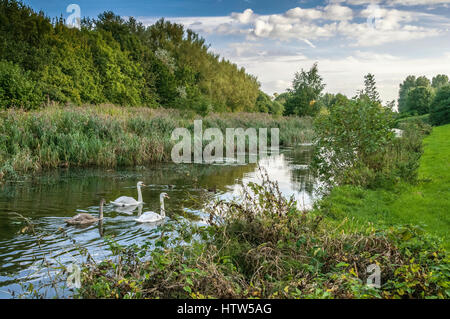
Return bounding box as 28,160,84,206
430,85,450,126
363,73,381,104
406,86,434,115
398,75,416,113
415,76,431,87
284,63,325,117
432,74,449,90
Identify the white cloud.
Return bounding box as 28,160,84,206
227,50,450,103
323,4,354,21
331,0,450,5
231,8,255,24
136,3,450,104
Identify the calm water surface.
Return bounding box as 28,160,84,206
0,147,316,298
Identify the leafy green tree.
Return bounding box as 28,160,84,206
255,91,284,115
430,85,450,126
330,93,350,107
284,63,325,117
274,92,292,106
312,97,395,189
406,86,434,115
0,1,263,112
432,74,449,90
415,76,431,88
398,75,416,113
0,60,42,109
363,73,381,104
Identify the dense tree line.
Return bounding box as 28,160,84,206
0,0,282,114
398,74,449,111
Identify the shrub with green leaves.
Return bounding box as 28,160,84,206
71,173,448,299
311,98,397,189
0,60,42,109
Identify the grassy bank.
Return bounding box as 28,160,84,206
0,105,313,179
318,124,450,248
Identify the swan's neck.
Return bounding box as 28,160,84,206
99,204,104,220
160,197,165,217
137,185,143,203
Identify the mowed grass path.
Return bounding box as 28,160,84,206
390,124,450,243
320,124,450,248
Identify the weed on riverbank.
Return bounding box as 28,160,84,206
73,173,448,299
0,105,313,180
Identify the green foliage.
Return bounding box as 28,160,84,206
312,97,397,189
255,91,284,115
284,63,325,117
398,74,448,115
432,74,449,90
0,60,42,109
318,124,450,249
73,174,449,299
406,86,434,116
0,0,264,112
363,73,381,104
398,75,417,113
430,85,450,126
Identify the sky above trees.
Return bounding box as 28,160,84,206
23,0,450,104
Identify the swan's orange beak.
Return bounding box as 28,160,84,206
166,195,170,199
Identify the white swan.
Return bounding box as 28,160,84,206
135,193,169,223
110,181,145,207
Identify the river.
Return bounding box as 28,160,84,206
0,146,316,298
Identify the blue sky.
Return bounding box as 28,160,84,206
23,0,450,104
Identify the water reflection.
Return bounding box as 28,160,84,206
0,146,316,298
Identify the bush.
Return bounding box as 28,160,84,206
0,60,42,109
430,85,450,126
312,98,396,189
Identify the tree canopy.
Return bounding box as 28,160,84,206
430,85,450,126
284,63,325,117
0,0,272,113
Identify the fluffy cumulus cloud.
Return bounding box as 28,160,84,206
331,0,450,5
222,4,446,46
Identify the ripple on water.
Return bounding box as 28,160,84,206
0,148,317,296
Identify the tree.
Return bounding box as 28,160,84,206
0,60,42,109
432,74,449,90
430,85,450,126
406,86,434,115
274,92,292,105
415,76,431,88
363,73,381,104
312,97,395,189
0,1,263,112
398,75,416,113
284,63,325,117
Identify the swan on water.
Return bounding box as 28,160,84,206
110,181,145,207
135,193,170,223
65,199,105,225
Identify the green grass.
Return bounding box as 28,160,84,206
319,124,450,249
